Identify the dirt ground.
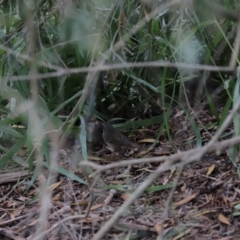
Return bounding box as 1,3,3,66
1,107,240,240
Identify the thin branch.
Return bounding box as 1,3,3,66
79,135,240,176
34,215,86,240
2,61,236,82
229,20,240,68
0,44,64,71
0,215,27,226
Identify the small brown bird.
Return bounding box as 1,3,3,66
86,116,139,154
86,118,104,144
102,122,139,153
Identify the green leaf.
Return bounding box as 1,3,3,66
0,121,23,138
55,165,87,185
146,184,173,193
79,115,87,161
113,115,164,130
234,203,240,210
233,212,240,217
42,161,87,185
126,72,158,92
0,134,27,169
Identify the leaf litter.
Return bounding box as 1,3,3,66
1,107,240,239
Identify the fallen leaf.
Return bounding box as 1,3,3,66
173,228,191,240
189,210,217,218
72,200,88,206
121,193,131,201
136,150,151,157
174,110,184,117
88,156,106,161
138,138,158,143
52,193,61,201
154,223,163,234
48,181,62,191
218,213,230,225
90,203,103,210
109,180,124,184
222,195,229,205
175,193,198,206
230,200,240,207
207,164,215,176
9,209,22,219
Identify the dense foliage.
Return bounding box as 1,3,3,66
0,0,239,168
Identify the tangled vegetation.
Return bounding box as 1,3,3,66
1,0,240,239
